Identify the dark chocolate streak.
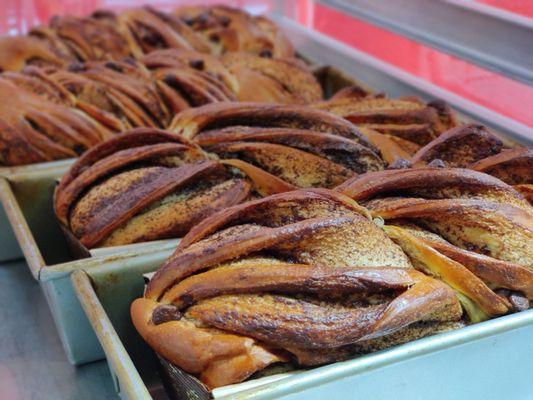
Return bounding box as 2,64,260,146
56,142,195,224
79,160,220,247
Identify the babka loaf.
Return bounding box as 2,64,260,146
0,5,293,72
132,189,463,388
0,48,323,166
313,89,458,147
169,102,385,187
54,129,292,249
337,167,533,319
0,77,112,165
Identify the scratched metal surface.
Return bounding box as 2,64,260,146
0,259,118,400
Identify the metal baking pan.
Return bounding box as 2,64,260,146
0,159,74,262
69,19,531,398
0,166,181,276
39,245,175,365
71,257,533,400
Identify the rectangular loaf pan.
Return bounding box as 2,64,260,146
69,18,532,398
0,165,180,365
0,159,74,263
71,257,533,400
0,167,180,277
40,246,175,366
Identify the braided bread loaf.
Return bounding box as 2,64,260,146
0,52,322,165
0,77,112,165
132,189,462,388
54,129,293,249
338,167,533,319
313,89,457,147
0,5,293,73
168,102,385,188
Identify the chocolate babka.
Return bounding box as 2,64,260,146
169,102,385,187
0,5,292,73
54,129,292,249
337,167,533,320
132,189,463,388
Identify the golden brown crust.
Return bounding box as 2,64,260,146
54,129,297,248
2,5,294,75
221,52,323,104
384,225,511,317
514,184,533,204
0,78,111,166
54,129,198,222
48,15,133,61
470,147,533,185
336,167,530,209
417,235,533,298
0,36,67,72
0,6,304,165
169,102,376,151
197,126,384,187
312,96,455,146
76,161,231,248
133,189,461,387
147,189,409,299
172,5,294,57
130,297,288,389
367,198,533,266
47,60,172,129
339,166,532,306
411,124,504,167
359,128,417,164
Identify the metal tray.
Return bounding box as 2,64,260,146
71,257,533,400
39,244,176,365
0,165,180,364
0,165,181,275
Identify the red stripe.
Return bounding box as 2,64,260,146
298,2,533,127
1,0,531,127
475,0,533,18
